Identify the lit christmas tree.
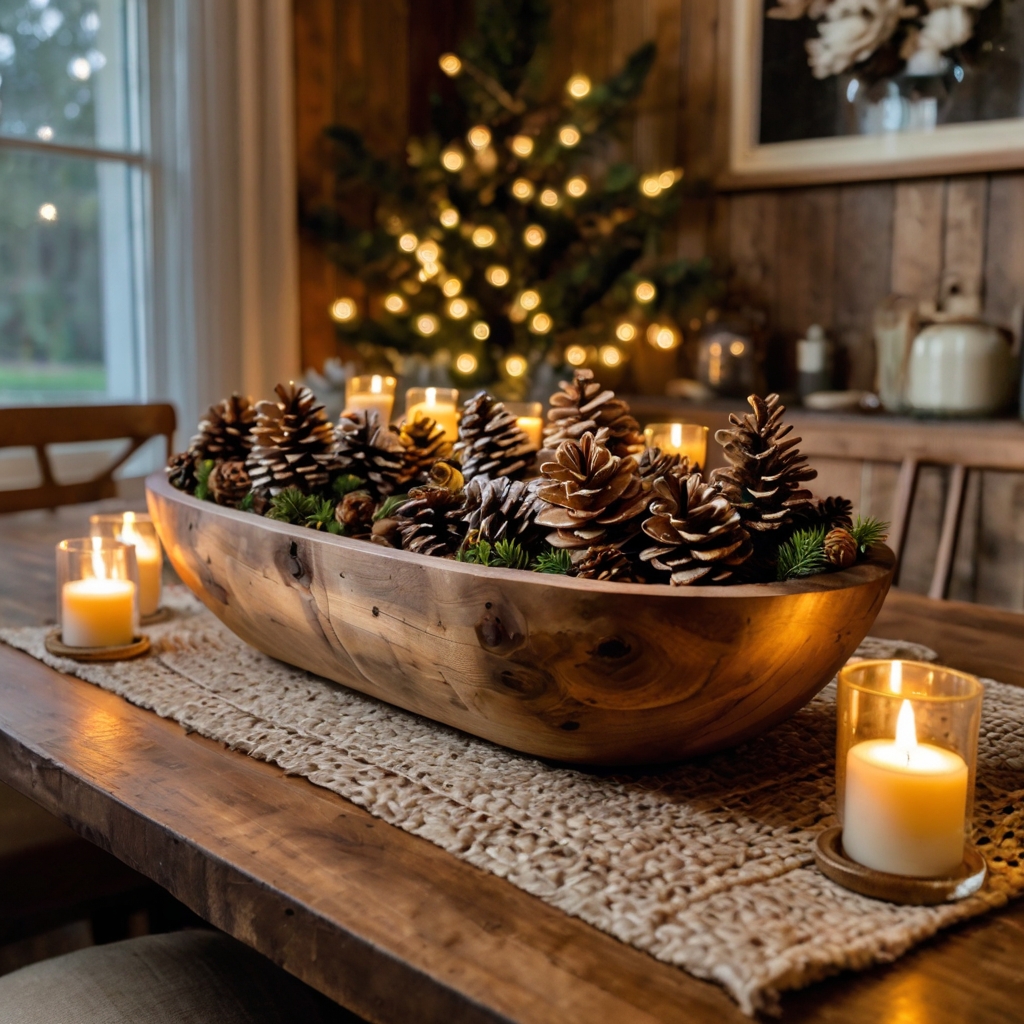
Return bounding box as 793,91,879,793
312,0,720,396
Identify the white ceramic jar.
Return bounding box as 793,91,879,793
905,321,1016,417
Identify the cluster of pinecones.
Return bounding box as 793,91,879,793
167,370,856,585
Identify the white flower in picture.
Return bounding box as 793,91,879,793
806,0,908,79
909,5,975,62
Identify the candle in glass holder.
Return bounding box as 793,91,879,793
836,660,981,878
505,401,543,449
57,538,137,648
406,387,460,441
643,422,708,470
91,512,163,617
345,374,396,424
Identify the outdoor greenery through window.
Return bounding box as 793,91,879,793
0,0,146,405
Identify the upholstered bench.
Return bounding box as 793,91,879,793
0,930,363,1023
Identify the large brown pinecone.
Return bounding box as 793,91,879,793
396,416,452,486
453,392,536,481
208,460,251,507
534,432,649,551
166,450,198,492
541,369,644,460
711,393,816,537
395,485,467,557
190,394,257,462
570,545,641,583
247,384,337,496
799,495,854,531
334,410,408,499
461,476,544,549
640,474,753,585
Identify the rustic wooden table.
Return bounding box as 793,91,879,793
1,502,1022,1023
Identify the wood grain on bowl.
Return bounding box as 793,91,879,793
147,474,895,764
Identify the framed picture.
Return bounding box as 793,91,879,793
723,0,1024,187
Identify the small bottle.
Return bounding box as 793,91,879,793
797,325,833,401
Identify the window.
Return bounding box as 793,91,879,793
0,0,147,405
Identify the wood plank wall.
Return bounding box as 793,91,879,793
292,0,1024,610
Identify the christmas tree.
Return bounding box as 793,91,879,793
312,0,720,395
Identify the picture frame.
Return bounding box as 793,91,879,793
722,0,1024,188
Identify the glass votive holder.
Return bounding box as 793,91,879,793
505,401,543,449
90,512,164,619
643,422,709,470
405,387,460,441
345,374,397,425
836,659,983,879
56,538,139,648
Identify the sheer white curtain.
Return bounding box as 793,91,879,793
148,0,300,442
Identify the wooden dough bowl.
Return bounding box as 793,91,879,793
147,474,895,765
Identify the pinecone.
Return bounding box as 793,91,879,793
461,476,544,548
247,384,337,496
804,495,854,531
335,490,376,536
711,393,816,537
637,446,690,492
396,416,452,485
208,460,251,507
542,369,644,460
166,450,197,492
453,392,536,481
333,410,408,499
395,485,467,557
570,545,641,583
824,527,857,568
641,474,753,585
534,432,649,551
190,394,257,462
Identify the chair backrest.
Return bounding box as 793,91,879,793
0,404,177,514
631,397,1024,601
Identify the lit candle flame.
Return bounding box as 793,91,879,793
371,375,382,394
426,387,437,408
895,699,918,765
670,423,682,449
889,659,902,694
121,511,156,560
90,536,106,580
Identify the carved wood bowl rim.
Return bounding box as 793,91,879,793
146,473,896,597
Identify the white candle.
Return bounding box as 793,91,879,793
346,374,395,424
407,386,460,441
517,416,543,449
643,422,708,470
120,512,162,617
62,578,136,648
843,699,968,877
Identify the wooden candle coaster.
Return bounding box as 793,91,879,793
140,607,171,626
44,629,151,663
814,826,987,905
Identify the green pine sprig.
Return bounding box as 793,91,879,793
333,474,367,499
457,538,493,565
532,547,572,575
851,516,889,554
777,526,828,581
306,495,341,534
267,488,316,525
239,492,255,513
194,459,215,502
493,539,530,570
374,494,409,520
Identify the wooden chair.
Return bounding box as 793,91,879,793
630,397,1024,602
0,404,176,514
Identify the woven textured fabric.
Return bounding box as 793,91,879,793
0,930,361,1024
4,589,1023,1015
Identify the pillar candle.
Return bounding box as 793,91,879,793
345,374,396,424
842,699,968,877
120,513,162,617
406,387,460,441
61,578,136,648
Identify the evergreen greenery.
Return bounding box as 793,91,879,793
194,459,215,502
267,488,317,525
851,516,889,553
306,495,342,534
333,474,367,498
776,526,828,581
531,547,572,574
374,494,410,520
310,0,720,386
457,537,530,569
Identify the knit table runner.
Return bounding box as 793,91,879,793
3,588,1023,1015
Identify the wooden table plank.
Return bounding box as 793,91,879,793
1,503,1023,1022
